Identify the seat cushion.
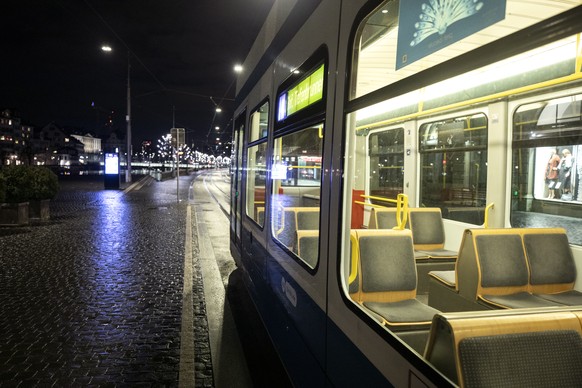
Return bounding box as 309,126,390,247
479,292,561,309
535,290,582,306
429,270,456,288
363,299,439,327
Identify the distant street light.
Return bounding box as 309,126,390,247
234,64,243,73
101,45,132,183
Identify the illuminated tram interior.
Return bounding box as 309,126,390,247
340,0,582,384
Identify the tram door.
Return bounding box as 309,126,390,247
231,111,246,246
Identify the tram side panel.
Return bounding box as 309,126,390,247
235,1,340,386
259,2,343,385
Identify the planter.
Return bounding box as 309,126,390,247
0,202,29,226
29,199,51,221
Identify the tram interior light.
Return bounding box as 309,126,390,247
357,36,577,123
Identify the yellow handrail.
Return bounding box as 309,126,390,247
360,194,398,204
353,200,386,208
348,232,359,285
395,193,409,230
357,193,409,229
484,203,494,228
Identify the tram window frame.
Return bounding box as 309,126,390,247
510,93,582,245
418,113,488,224
245,100,270,228
268,47,329,272
270,123,324,271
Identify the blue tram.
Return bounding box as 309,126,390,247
230,1,582,386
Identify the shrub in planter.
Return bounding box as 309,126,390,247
0,165,59,222
28,167,59,220
2,165,59,202
29,166,59,201
2,165,35,203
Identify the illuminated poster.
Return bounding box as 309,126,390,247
396,0,506,70
104,153,119,175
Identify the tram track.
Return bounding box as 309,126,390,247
200,169,230,218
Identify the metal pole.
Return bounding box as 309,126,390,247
126,51,132,183
176,147,180,202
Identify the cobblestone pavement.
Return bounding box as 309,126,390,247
0,174,211,387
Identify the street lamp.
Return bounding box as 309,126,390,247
101,45,132,183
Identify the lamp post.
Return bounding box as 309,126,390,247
126,51,132,183
101,45,131,183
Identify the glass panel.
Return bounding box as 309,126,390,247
511,94,582,245
249,101,269,142
368,128,404,204
271,124,323,268
419,114,488,224
246,142,267,227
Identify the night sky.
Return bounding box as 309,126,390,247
1,0,275,148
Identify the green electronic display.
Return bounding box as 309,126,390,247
278,64,324,121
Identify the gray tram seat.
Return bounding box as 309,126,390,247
424,308,582,387
350,229,440,330
522,228,582,305
428,230,473,312
407,208,457,260
296,208,320,231
256,206,265,226
368,207,401,229
296,230,319,268
274,207,297,249
462,229,559,309
274,207,320,252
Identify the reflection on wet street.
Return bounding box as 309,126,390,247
0,176,187,386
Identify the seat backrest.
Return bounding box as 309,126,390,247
473,230,529,296
456,229,530,300
368,207,399,229
425,308,582,386
521,228,576,294
354,229,418,303
297,230,319,268
256,206,265,225
408,208,446,250
296,208,320,230
275,207,298,249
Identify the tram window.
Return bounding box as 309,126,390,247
368,128,404,204
511,95,582,245
249,101,269,142
419,114,488,224
271,124,323,268
246,142,267,227
245,101,269,227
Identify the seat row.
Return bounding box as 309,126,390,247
424,307,582,387
429,227,582,311
369,207,457,294
369,207,457,260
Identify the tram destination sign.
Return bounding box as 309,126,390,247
396,0,506,70
278,64,324,121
